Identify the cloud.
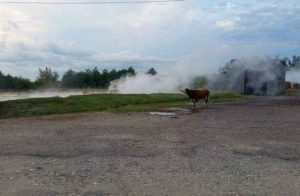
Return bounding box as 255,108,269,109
0,39,174,79
0,0,299,80
215,19,237,29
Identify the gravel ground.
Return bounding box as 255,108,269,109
1,95,300,195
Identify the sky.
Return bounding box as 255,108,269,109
0,0,299,80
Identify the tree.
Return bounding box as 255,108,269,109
127,66,136,76
62,69,79,88
36,67,59,88
0,71,34,90
146,67,157,76
92,67,101,87
291,56,300,69
60,66,137,89
282,56,300,70
281,57,291,67
219,59,237,75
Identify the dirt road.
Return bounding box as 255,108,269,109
1,95,300,195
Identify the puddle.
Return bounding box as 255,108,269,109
150,112,176,116
149,108,192,116
168,108,191,115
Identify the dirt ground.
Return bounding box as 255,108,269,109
1,95,300,196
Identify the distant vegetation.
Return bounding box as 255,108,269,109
0,66,146,90
61,67,136,89
146,67,157,75
0,71,34,90
35,67,60,88
0,66,163,90
282,56,300,70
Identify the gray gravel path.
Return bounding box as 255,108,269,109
1,95,300,195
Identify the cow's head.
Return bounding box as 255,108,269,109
180,88,189,94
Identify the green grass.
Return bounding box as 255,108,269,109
286,89,300,94
209,91,249,103
0,92,248,119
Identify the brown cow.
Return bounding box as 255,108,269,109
184,88,210,108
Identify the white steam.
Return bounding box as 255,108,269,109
0,89,107,102
108,56,299,94
209,57,286,95
108,53,218,94
109,62,208,94
109,73,189,94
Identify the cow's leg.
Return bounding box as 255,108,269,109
193,100,196,108
206,95,209,104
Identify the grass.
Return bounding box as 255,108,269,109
286,89,300,94
209,91,248,103
0,92,248,119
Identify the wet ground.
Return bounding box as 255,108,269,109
0,95,300,195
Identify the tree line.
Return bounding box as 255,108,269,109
0,72,34,90
61,67,136,89
0,66,157,90
1,55,298,91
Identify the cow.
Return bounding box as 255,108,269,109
184,88,210,108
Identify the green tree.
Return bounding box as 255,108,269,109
62,70,79,88
291,56,300,69
100,69,110,88
0,71,34,90
146,67,157,75
282,56,300,70
61,66,137,89
36,67,59,88
92,67,101,87
127,66,136,76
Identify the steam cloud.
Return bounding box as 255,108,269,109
108,61,207,94
0,89,107,102
208,57,287,94
109,73,188,94
109,57,299,94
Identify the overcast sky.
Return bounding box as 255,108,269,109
0,0,299,79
